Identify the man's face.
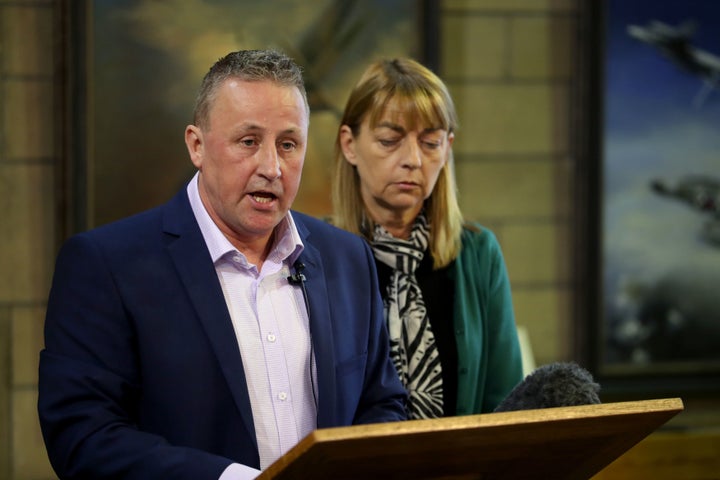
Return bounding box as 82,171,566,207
185,79,308,250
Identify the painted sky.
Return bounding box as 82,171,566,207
602,0,720,289
599,1,720,367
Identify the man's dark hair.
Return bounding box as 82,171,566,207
192,49,308,129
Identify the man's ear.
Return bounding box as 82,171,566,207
185,125,204,169
339,125,358,166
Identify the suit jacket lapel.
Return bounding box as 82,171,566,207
162,190,257,447
294,216,338,427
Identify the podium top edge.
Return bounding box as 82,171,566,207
309,397,684,442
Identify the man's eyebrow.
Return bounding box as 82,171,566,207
280,127,303,136
235,123,264,133
235,124,303,136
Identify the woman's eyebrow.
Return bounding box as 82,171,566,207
375,121,405,133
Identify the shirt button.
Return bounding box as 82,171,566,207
278,392,287,401
267,333,276,343
233,255,242,263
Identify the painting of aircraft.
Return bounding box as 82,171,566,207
596,1,720,376
627,20,720,106
650,175,720,245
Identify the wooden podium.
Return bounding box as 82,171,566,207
258,398,683,480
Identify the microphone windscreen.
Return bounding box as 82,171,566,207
494,362,601,412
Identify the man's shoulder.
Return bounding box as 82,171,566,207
82,204,165,241
69,189,188,251
86,189,188,236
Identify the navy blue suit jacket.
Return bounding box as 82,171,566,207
38,188,407,479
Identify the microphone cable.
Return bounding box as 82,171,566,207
287,261,318,411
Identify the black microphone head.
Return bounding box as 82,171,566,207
287,261,307,285
287,273,305,285
494,362,601,412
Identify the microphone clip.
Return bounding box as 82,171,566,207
287,262,306,286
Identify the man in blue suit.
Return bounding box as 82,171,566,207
38,49,407,479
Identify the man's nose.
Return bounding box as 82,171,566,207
257,142,282,179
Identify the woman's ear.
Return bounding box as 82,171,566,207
185,125,204,169
339,125,358,166
444,132,455,166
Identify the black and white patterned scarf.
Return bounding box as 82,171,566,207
371,214,443,419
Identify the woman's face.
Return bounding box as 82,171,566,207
340,100,453,225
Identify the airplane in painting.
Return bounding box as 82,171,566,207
627,20,720,107
650,174,720,245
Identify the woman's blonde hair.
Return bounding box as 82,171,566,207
332,58,463,268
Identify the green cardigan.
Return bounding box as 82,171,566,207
452,224,524,414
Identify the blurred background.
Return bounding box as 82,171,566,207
1,0,718,478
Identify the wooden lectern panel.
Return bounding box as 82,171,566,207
258,398,683,480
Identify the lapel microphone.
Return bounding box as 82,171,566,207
287,261,310,317
287,261,306,286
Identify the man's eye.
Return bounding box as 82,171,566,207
279,141,296,151
240,138,256,147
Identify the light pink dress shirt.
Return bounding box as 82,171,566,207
187,174,317,479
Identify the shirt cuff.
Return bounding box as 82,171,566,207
219,462,262,480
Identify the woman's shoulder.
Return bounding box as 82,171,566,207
460,222,501,252
456,222,509,283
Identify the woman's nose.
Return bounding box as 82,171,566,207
401,138,422,169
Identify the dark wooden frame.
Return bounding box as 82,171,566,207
572,1,720,399
57,0,90,243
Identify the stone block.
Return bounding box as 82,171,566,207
2,5,54,76
510,15,575,79
449,83,569,155
0,164,56,303
3,79,55,159
12,305,46,387
12,390,55,480
502,222,571,284
0,308,9,480
511,286,572,364
442,16,506,79
443,0,575,12
456,156,555,219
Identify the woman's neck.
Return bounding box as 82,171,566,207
369,207,421,240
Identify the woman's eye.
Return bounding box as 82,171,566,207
379,138,399,147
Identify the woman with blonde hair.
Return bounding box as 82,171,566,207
332,58,523,418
